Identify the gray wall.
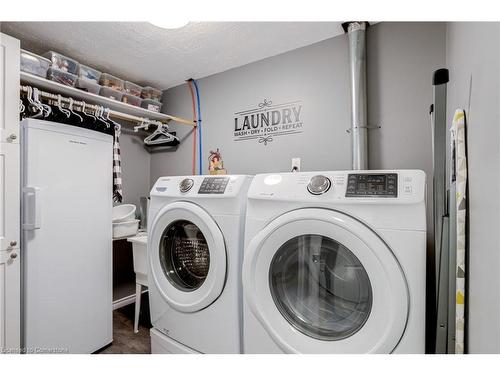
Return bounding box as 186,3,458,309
446,22,500,353
152,22,446,183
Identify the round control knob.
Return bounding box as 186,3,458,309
307,175,331,195
179,178,194,193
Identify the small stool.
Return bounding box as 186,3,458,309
128,233,148,334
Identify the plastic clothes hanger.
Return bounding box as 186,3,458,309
144,123,178,145
57,94,71,118
81,102,97,121
32,88,52,118
68,98,83,122
19,99,25,114
96,106,110,128
104,108,121,135
134,119,150,132
27,87,44,118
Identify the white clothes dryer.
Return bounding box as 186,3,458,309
242,170,426,353
148,175,252,353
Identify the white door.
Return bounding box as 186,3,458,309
0,143,20,252
243,208,409,353
0,33,20,144
0,32,21,251
149,202,226,312
0,32,21,353
0,249,20,352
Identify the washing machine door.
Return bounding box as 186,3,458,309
243,208,409,353
149,202,226,312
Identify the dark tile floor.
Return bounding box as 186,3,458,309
98,295,152,354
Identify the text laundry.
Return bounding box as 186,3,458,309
234,106,302,131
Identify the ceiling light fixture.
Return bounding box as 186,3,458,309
149,19,190,29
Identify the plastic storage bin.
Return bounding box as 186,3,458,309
100,73,124,91
122,93,142,107
77,64,102,83
20,49,51,77
141,99,162,113
113,219,139,239
100,86,123,101
75,78,101,95
43,51,79,74
141,86,162,101
47,68,77,87
124,81,142,97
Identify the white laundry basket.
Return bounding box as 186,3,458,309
112,204,136,223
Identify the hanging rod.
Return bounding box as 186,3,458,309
20,85,168,127
19,79,195,127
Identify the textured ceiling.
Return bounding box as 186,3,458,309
0,22,345,89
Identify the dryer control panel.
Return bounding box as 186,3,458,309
198,177,230,194
346,173,398,197
247,170,425,205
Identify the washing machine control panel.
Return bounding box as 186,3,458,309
345,173,398,197
307,175,332,195
179,178,194,193
198,177,230,194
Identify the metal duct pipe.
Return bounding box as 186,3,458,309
344,21,369,170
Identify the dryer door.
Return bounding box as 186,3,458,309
243,208,409,353
149,202,226,312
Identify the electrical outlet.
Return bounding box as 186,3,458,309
291,158,301,172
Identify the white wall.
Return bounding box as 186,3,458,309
446,22,500,353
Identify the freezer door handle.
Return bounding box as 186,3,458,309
23,187,41,230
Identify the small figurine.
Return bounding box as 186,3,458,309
208,148,227,175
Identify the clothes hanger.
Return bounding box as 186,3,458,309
19,99,25,114
32,88,51,118
68,98,83,122
25,87,35,112
27,87,44,118
103,108,121,135
96,106,110,128
81,101,97,121
19,98,28,120
134,119,150,132
144,122,179,145
57,94,71,118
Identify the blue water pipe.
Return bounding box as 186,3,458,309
191,79,202,175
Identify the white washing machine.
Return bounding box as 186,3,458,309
242,170,426,353
148,175,252,354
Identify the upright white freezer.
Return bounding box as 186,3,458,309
21,119,113,353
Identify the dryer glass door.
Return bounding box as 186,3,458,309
150,202,226,313
243,208,409,353
270,234,372,341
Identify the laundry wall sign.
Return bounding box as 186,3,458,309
233,99,304,145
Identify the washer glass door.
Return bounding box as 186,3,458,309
150,202,226,313
160,220,210,291
270,234,372,341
